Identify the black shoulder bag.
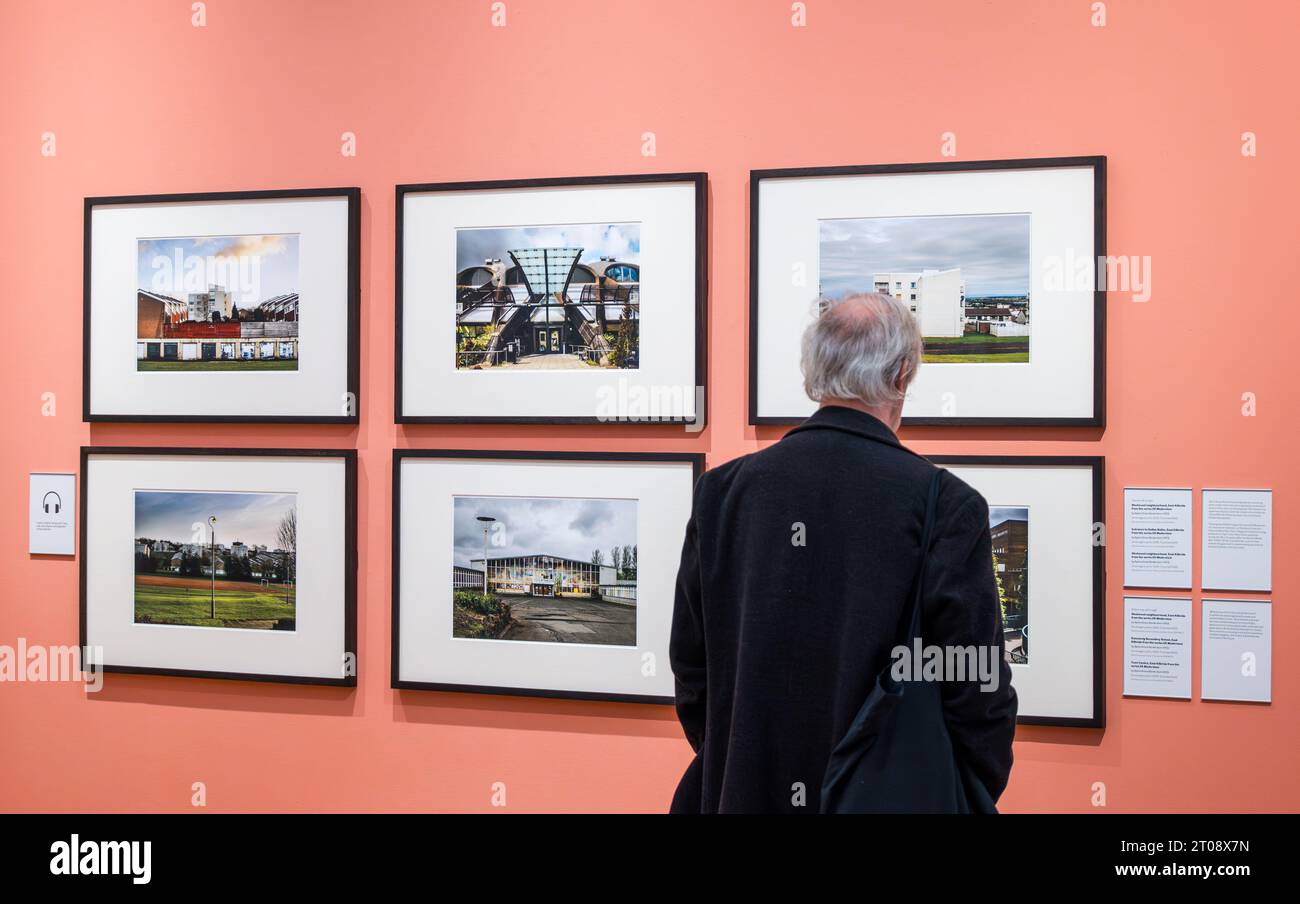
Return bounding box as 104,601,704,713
819,469,997,814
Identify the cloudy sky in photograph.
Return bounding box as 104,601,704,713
818,213,1030,297
138,233,300,306
452,495,637,567
455,223,640,271
135,490,296,548
989,506,1029,529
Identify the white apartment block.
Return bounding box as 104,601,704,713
873,269,966,338
187,285,235,322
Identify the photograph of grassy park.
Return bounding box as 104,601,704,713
136,233,301,372
133,490,298,631
450,494,638,646
990,506,1029,663
454,223,640,370
818,213,1031,363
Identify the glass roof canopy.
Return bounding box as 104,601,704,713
509,247,582,298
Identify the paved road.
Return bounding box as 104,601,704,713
502,595,636,646
494,353,588,370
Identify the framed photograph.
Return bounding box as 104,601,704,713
396,173,707,425
750,157,1105,426
84,188,360,422
929,455,1105,728
81,448,357,686
392,449,703,703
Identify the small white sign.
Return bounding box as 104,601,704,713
1201,598,1271,703
30,472,76,556
1123,487,1192,588
1201,488,1272,592
1123,596,1191,699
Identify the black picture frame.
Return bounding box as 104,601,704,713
80,447,358,687
394,172,709,426
83,187,362,424
391,448,706,703
749,156,1107,428
928,454,1106,729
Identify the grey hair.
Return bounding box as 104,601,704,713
801,292,922,407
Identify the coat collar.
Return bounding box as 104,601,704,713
787,405,906,451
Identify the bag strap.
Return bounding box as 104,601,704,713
896,469,944,650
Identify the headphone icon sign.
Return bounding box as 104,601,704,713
42,491,62,515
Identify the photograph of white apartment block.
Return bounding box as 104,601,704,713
820,213,1031,363
873,269,966,338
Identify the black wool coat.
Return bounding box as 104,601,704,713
669,405,1018,813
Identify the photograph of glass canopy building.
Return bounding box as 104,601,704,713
454,223,640,370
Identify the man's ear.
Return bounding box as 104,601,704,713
894,361,913,394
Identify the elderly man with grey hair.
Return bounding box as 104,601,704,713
669,292,1017,813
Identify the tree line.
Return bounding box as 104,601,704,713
590,544,637,580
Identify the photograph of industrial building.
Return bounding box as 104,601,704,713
818,213,1031,363
136,234,301,371
990,506,1029,663
450,494,638,646
133,490,298,631
454,223,640,370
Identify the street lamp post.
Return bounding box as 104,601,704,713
208,516,217,619
476,515,496,595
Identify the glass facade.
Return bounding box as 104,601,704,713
509,247,582,296
473,554,605,598
604,263,639,283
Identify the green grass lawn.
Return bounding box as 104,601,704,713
923,352,1030,363
923,334,1026,346
134,583,296,630
923,334,1029,363
137,359,298,372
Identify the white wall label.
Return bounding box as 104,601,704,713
1201,598,1271,703
1123,487,1192,588
1123,596,1191,699
30,472,75,556
1201,488,1272,591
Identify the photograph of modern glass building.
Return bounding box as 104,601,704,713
450,495,638,646
454,223,640,370
454,554,616,597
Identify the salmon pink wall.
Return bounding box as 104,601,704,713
2,0,1297,812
